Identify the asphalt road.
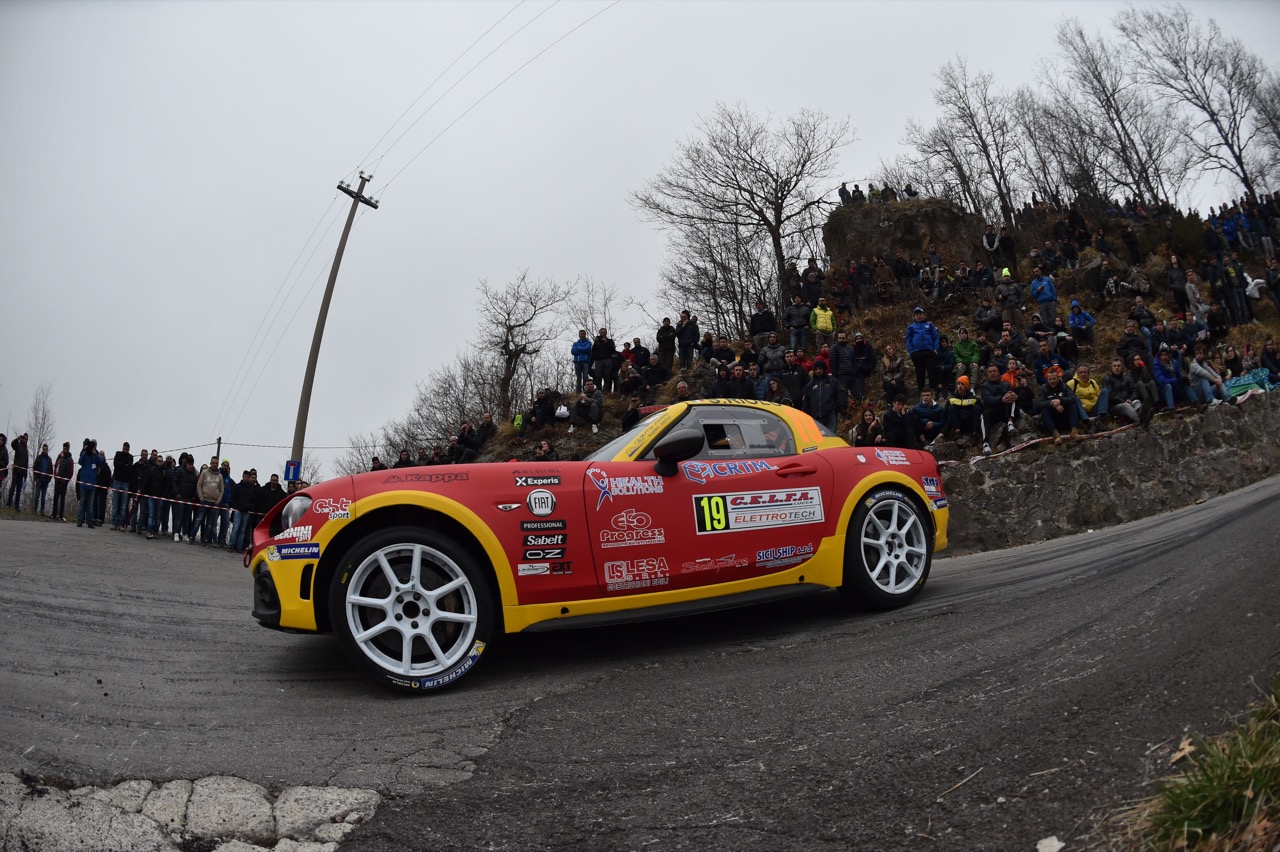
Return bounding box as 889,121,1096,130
2,477,1278,850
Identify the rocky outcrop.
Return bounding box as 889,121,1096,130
823,199,985,272
941,391,1280,554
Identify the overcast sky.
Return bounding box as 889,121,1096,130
2,0,1276,478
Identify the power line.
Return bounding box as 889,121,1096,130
377,0,621,198
353,0,531,177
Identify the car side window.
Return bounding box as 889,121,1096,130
663,406,795,460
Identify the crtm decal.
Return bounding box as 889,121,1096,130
680,459,778,485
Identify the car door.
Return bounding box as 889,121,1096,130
583,404,835,597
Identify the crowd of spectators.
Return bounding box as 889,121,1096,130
0,435,288,553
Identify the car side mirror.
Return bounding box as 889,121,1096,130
652,429,704,477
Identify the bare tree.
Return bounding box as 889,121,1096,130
1115,4,1266,196
333,430,381,478
300,449,325,485
899,117,994,216
25,380,56,457
653,218,773,338
1256,72,1280,183
630,102,854,306
559,275,626,343
478,272,571,422
933,58,1021,225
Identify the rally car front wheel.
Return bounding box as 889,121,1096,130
329,526,494,693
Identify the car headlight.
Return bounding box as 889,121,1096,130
280,496,312,531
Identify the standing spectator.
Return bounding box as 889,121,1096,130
809,297,837,350
257,473,288,531
76,439,101,529
749,300,776,352
194,457,225,545
6,433,29,511
1030,266,1058,327
0,434,7,501
982,224,1000,269
370,456,387,472
110,441,134,530
227,469,257,550
130,450,151,533
391,449,414,469
656,317,677,371
51,441,73,521
1167,255,1190,314
829,331,856,399
998,226,1018,271
571,329,592,393
675,311,699,370
849,332,877,404
630,338,650,370
32,443,52,516
217,460,234,546
141,452,169,539
758,332,787,381
94,449,111,525
590,327,617,393
995,270,1025,329
172,456,198,542
783,294,810,354
801,362,846,433
905,307,940,396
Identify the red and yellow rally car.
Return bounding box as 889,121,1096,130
250,400,949,692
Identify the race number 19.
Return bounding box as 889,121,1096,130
695,495,727,533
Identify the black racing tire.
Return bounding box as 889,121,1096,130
328,525,494,694
839,486,933,610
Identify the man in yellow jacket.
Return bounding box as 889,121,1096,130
1067,364,1103,431
809,297,837,349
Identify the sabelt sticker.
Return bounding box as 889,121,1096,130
694,488,824,534
526,489,556,517
522,533,566,547
266,543,320,561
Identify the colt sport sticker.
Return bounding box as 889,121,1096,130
693,488,824,535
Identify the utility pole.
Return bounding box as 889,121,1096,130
291,172,378,473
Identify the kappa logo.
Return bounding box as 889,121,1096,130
680,459,778,485
383,471,470,484
587,467,663,510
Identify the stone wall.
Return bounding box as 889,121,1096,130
940,391,1280,555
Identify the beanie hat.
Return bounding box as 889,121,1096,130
957,376,970,389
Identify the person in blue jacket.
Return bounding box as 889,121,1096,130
570,329,593,393
1068,300,1095,345
76,439,102,528
904,306,940,397
1030,265,1059,327
1151,345,1185,410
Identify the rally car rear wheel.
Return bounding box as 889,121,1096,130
840,487,932,609
329,526,493,693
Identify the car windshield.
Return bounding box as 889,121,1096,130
584,409,670,462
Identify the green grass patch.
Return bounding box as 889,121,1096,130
1127,677,1280,850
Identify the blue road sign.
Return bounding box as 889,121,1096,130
284,459,301,482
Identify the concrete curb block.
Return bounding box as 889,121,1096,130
0,773,380,851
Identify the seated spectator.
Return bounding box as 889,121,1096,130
765,377,791,406
1053,316,1079,362
1068,300,1094,344
974,298,1001,334
978,363,1019,455
997,325,1025,360
747,362,768,400
617,362,645,397
1260,337,1280,382
1188,346,1230,405
1125,353,1160,412
533,439,560,462
709,335,736,366
737,339,759,369
1151,345,1186,410
1026,314,1055,352
1223,344,1244,378
942,375,981,440
1205,303,1230,341
674,381,696,403
1034,367,1081,443
724,364,757,400
1101,357,1143,424
1067,364,1102,429
392,449,414,468
911,388,946,446
709,364,733,397
881,395,919,449
880,344,907,402
641,354,671,394
620,395,644,431
1116,319,1150,365
1033,340,1072,385
569,380,604,434
519,388,556,435
850,407,884,447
